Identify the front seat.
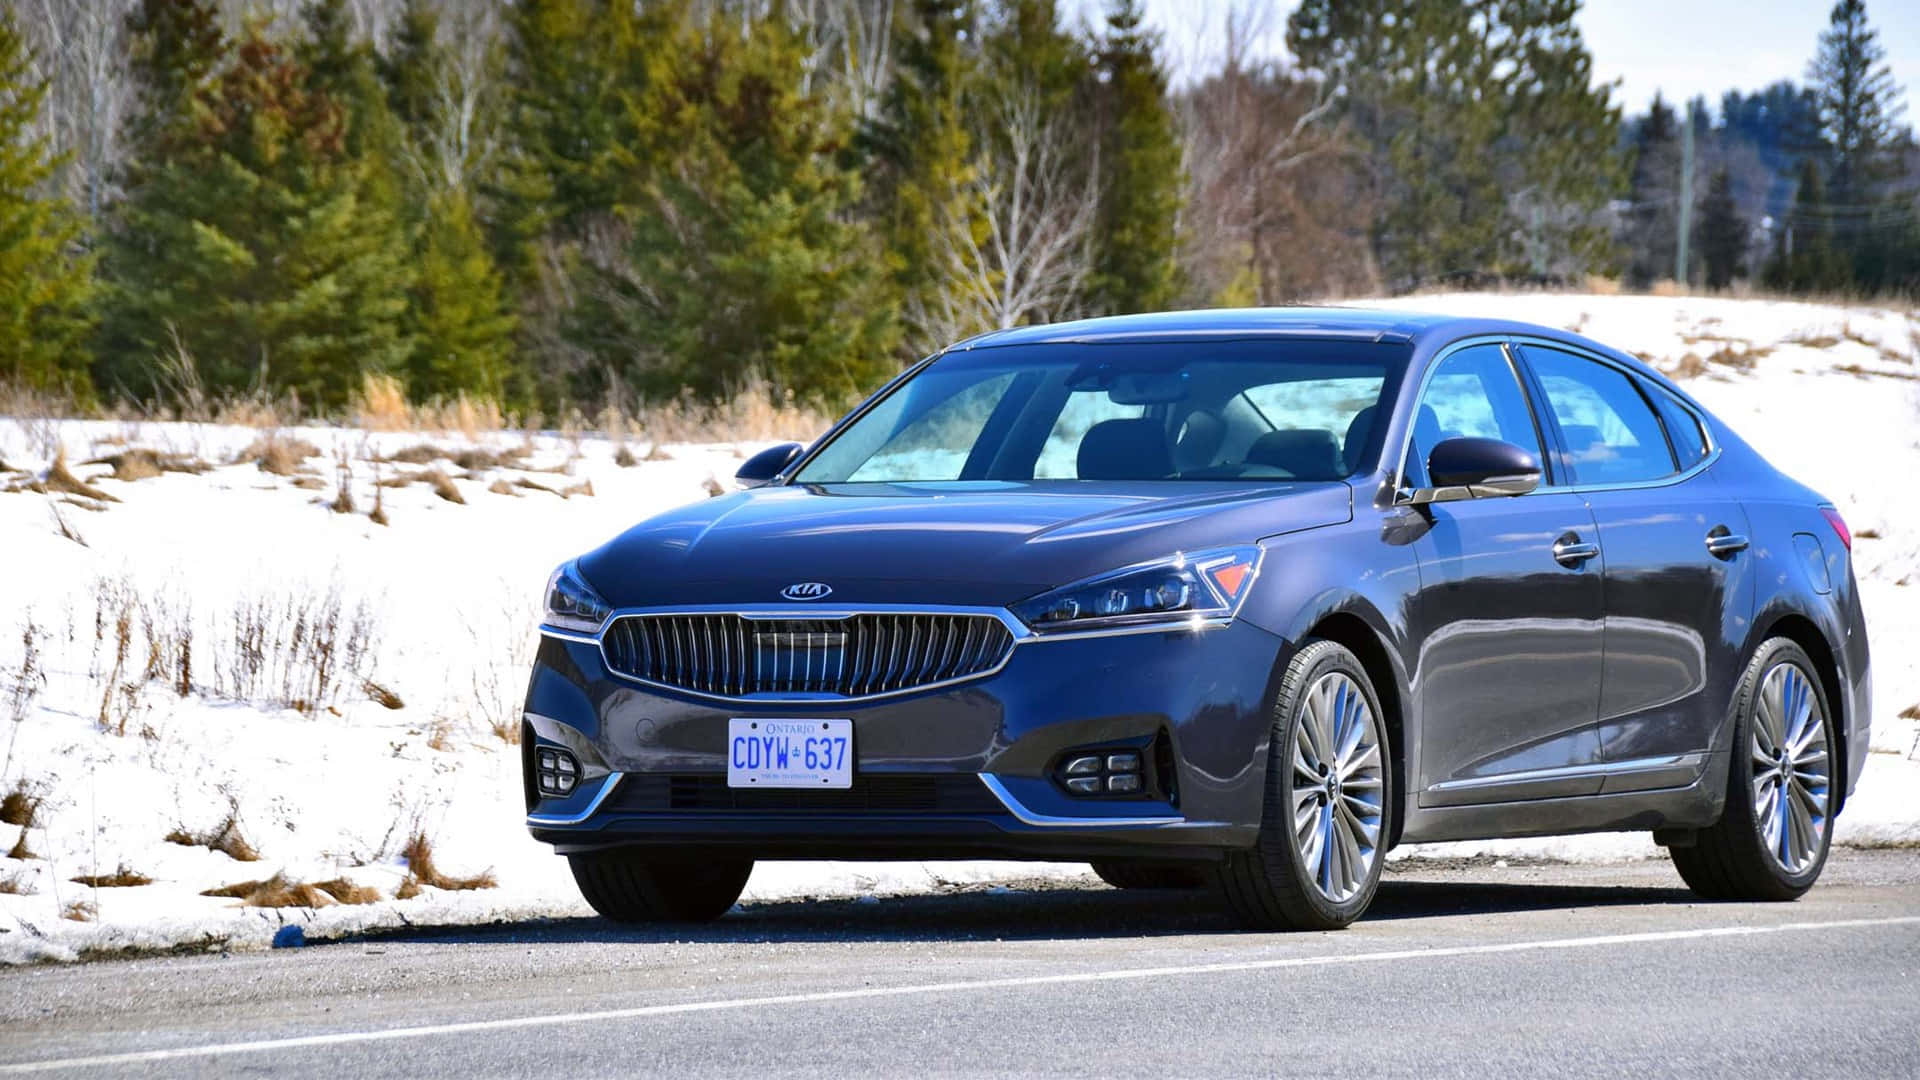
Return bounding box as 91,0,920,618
1077,418,1173,480
1246,429,1341,479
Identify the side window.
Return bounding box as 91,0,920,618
1032,391,1146,478
1405,344,1544,487
1525,349,1678,485
1649,385,1710,469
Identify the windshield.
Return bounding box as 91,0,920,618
794,339,1408,484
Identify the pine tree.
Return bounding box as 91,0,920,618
572,8,897,406
410,191,515,401
101,20,412,407
1764,158,1847,293
1086,0,1181,315
0,10,96,399
1695,168,1747,289
1808,0,1904,209
1287,0,1624,287
1624,93,1680,287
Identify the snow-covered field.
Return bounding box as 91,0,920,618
2,292,1916,963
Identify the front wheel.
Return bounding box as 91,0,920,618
569,849,753,923
1670,638,1836,901
1216,639,1392,931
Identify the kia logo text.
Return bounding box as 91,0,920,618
781,582,833,601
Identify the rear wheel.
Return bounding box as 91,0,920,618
568,849,753,923
1090,860,1209,890
1670,638,1835,901
1216,639,1391,931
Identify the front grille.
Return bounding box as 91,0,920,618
606,774,1005,815
601,613,1015,698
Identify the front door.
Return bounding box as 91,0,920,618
1404,343,1607,807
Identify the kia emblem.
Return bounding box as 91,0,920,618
781,582,833,601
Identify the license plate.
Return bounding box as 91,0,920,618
727,719,853,789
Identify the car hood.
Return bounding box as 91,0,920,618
577,481,1352,608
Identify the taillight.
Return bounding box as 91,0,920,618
1819,506,1851,551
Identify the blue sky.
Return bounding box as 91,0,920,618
1091,0,1916,118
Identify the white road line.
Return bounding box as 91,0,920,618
5,914,1917,1074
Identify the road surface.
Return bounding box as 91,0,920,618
3,849,1917,1077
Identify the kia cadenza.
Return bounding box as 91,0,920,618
522,308,1869,930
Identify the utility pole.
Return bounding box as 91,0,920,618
1676,100,1694,285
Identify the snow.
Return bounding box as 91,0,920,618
2,292,1916,963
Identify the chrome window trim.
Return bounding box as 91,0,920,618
1392,335,1723,501
978,774,1184,827
526,773,624,827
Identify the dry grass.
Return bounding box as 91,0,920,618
165,811,261,863
613,444,638,467
354,374,504,438
1,780,41,828
364,679,404,710
83,448,212,482
44,448,119,503
1579,274,1622,296
1667,353,1709,380
0,869,34,894
486,478,517,497
7,826,33,860
1649,279,1689,298
1899,703,1920,720
240,432,320,476
396,831,495,896
1836,363,1920,381
424,469,464,504
71,865,153,888
61,899,96,922
201,872,381,907
1784,329,1843,349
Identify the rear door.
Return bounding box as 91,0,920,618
1516,345,1751,793
1404,342,1607,807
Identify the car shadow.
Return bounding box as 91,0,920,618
339,870,1698,949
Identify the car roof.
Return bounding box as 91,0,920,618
947,305,1679,395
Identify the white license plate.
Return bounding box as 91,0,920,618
727,719,853,789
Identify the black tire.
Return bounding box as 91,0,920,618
568,849,753,923
1090,860,1210,890
1670,638,1836,901
1215,639,1393,931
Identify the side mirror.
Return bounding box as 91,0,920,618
735,442,803,489
1408,437,1541,504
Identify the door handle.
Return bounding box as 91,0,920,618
1705,529,1749,557
1552,534,1600,567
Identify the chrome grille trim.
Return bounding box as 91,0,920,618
596,605,1025,702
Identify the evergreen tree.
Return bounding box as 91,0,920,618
0,10,96,399
572,8,897,406
1087,0,1181,315
1623,93,1680,287
1287,0,1624,287
1764,157,1847,293
100,20,412,407
867,0,985,346
1808,0,1904,208
1695,168,1747,289
409,190,515,401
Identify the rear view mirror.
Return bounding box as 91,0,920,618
1408,437,1541,504
735,443,803,488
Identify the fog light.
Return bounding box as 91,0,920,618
1055,744,1150,798
536,747,579,797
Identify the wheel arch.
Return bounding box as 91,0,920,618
1751,611,1849,813
1302,607,1410,850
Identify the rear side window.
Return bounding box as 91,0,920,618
1648,385,1710,469
1525,348,1678,485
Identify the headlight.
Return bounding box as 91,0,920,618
1011,547,1262,634
544,560,612,633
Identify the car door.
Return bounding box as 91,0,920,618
1517,346,1752,793
1403,342,1608,808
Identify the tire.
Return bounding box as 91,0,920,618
1090,860,1209,890
1216,639,1392,931
568,849,753,923
1670,638,1837,901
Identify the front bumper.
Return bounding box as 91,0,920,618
520,618,1287,860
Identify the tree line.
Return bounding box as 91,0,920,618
1,0,1914,418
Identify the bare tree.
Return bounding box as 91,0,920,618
21,0,136,225
912,85,1099,347
394,1,505,197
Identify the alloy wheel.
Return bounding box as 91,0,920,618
1290,671,1385,903
1750,661,1831,876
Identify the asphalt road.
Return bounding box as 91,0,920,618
3,849,1917,1078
